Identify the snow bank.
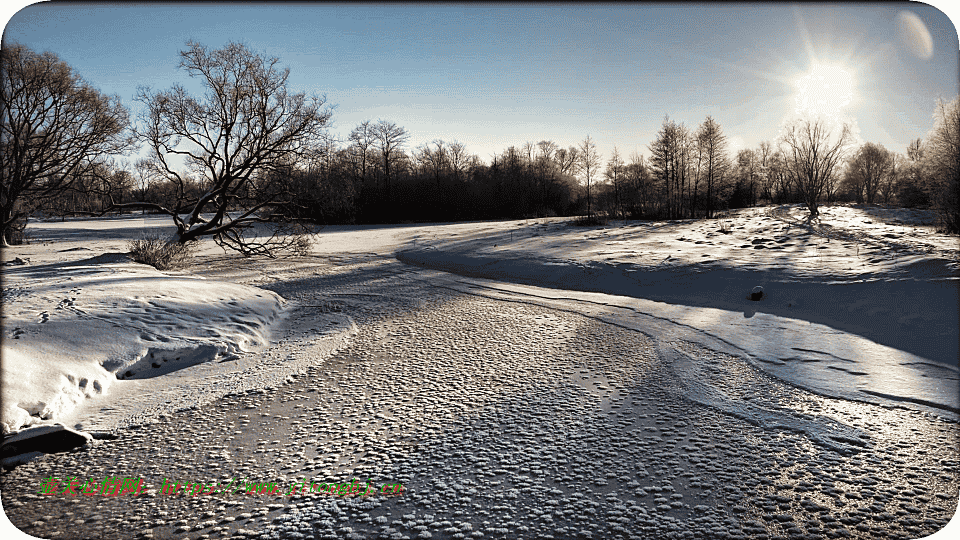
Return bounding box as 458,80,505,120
1,254,286,434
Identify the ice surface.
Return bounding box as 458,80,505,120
2,204,957,437
397,204,959,420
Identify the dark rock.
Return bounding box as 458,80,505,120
750,286,764,301
1,424,93,460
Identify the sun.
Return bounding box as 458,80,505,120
793,63,855,119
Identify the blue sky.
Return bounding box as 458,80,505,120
3,2,958,165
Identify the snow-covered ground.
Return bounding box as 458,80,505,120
1,215,355,435
1,203,958,437
397,203,959,419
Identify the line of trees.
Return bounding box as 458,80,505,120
4,41,959,252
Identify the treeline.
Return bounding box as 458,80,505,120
51,103,959,230
4,41,959,250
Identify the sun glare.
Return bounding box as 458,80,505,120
793,63,855,119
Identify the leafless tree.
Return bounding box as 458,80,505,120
537,140,558,163
521,141,536,166
555,146,580,177
579,135,601,217
1,44,133,245
373,120,409,201
924,96,960,232
695,116,730,218
907,138,924,161
737,149,759,206
757,140,774,201
118,41,332,256
779,118,852,218
416,139,449,204
768,150,792,203
133,158,160,204
605,146,626,218
625,152,653,216
534,140,559,205
845,142,894,204
447,141,470,183
649,117,691,219
348,120,376,185
881,153,904,205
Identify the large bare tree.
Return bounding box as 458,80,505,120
121,41,333,255
1,44,133,245
779,118,852,218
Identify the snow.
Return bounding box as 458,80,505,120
397,204,959,420
1,251,286,434
1,203,957,437
0,215,362,435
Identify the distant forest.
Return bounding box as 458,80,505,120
4,41,958,251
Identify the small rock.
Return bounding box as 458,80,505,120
750,286,764,301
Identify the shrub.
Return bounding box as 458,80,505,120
570,214,609,227
128,234,194,270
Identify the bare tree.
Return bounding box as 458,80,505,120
121,41,332,255
695,116,730,218
845,142,893,204
881,153,904,205
924,97,960,232
907,138,924,161
779,118,852,218
604,147,626,219
530,140,559,209
521,141,536,166
447,141,470,183
555,146,580,177
133,158,160,205
757,140,774,201
768,149,792,203
1,44,133,245
625,152,652,217
537,140,558,163
348,120,376,185
649,117,691,219
579,135,601,217
416,139,449,206
736,149,759,207
372,120,409,201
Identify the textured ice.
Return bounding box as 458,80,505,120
397,205,959,420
